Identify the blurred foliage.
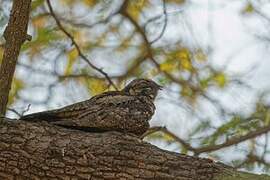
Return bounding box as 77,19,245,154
1,0,270,173
8,78,25,107
242,2,254,14
0,46,3,64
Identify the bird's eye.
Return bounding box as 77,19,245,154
142,87,152,93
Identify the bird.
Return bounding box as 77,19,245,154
20,78,162,136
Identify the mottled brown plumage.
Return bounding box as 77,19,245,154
20,79,162,135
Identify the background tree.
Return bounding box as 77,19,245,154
1,0,270,175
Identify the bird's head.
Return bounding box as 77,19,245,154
123,79,162,100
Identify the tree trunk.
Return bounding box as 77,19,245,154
0,0,31,116
0,119,268,180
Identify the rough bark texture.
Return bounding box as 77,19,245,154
0,119,269,180
0,0,31,116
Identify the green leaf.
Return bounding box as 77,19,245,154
202,116,242,145
22,28,61,55
189,120,211,138
242,3,254,14
31,0,45,10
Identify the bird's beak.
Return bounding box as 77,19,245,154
158,85,163,90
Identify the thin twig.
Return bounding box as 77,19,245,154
149,0,168,44
7,108,22,117
46,0,117,90
21,104,31,116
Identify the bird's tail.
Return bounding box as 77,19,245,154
20,111,59,122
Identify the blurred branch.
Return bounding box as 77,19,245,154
46,0,118,90
234,153,270,169
253,8,270,23
58,9,120,29
0,0,32,116
59,53,148,82
194,123,270,155
144,120,270,156
149,0,168,44
119,1,201,93
142,126,197,152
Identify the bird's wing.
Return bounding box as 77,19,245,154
19,91,119,122
51,92,143,129
20,91,154,134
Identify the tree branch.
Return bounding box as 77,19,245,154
144,123,270,156
195,123,270,154
0,0,32,116
119,1,200,92
0,119,268,179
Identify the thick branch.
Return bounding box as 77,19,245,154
0,0,32,116
0,119,268,179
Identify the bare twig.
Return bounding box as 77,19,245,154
7,108,22,117
46,0,117,90
21,104,31,116
149,0,168,44
6,104,30,118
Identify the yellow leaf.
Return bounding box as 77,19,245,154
0,47,3,65
180,58,192,70
127,0,149,21
65,48,79,75
160,61,176,72
86,79,107,95
60,0,75,5
83,0,97,7
265,110,270,125
175,48,192,70
162,133,175,142
176,48,190,60
214,73,227,88
165,0,185,4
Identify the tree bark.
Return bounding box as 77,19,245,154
0,119,269,180
0,0,32,116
